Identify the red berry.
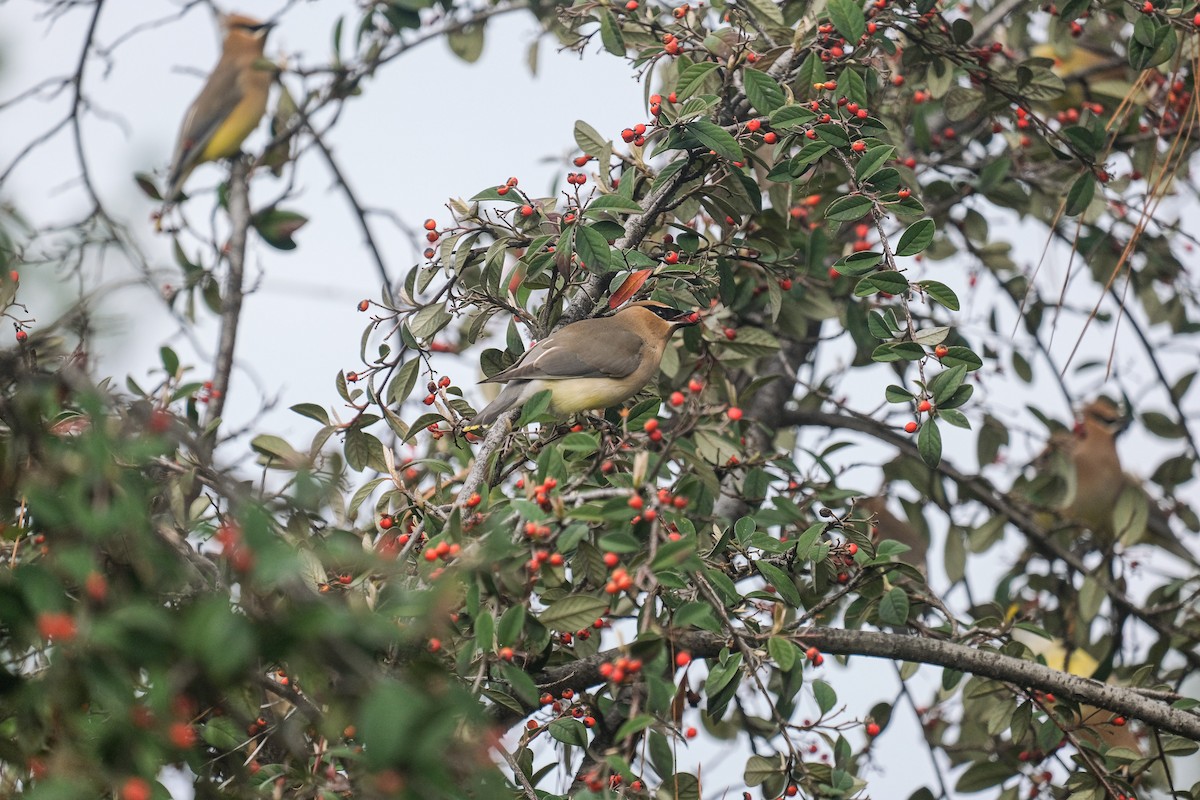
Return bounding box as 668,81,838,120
746,119,762,132
898,188,911,199
664,251,680,265
904,421,918,433
851,141,866,152
934,344,949,358
763,132,778,144
423,218,437,231
120,778,152,800
779,278,793,290
604,552,620,567
626,0,638,8
670,391,685,406
723,327,737,340
866,722,881,736
15,330,27,343
357,299,370,312
688,378,703,393
676,651,691,667
628,495,644,510
520,205,534,217
685,726,698,738
727,407,743,421
917,399,932,413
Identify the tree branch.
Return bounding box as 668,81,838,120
203,157,252,435
497,627,1200,741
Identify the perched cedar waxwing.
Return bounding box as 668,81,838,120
468,301,698,427
163,13,275,204
1040,398,1198,566
1010,626,1145,757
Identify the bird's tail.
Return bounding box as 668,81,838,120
465,382,527,430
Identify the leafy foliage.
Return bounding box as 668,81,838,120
2,0,1200,799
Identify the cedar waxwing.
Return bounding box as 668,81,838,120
468,301,698,427
163,14,275,204
1038,398,1198,566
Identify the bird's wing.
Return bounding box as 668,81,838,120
166,58,246,194
486,322,645,383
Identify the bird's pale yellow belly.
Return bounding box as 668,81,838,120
541,376,645,415
201,94,268,162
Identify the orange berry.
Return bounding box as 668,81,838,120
727,407,743,421
904,421,918,433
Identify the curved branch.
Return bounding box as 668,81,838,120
499,627,1200,741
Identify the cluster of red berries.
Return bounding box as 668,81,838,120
215,521,253,572
620,122,649,146
421,375,452,406
422,539,461,563
668,376,704,407
495,176,519,196
605,566,634,594
527,548,565,573
598,655,643,683
663,32,681,55
193,380,221,405
519,476,557,510
423,217,438,243
804,645,825,666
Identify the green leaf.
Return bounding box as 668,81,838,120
854,270,909,298
855,145,895,181
744,754,786,787
896,219,935,257
943,87,984,122
677,62,720,99
538,595,610,631
813,679,837,715
575,224,612,273
756,561,801,606
598,9,625,55
919,280,960,311
614,714,655,741
548,718,589,747
388,358,422,406
768,636,797,672
814,124,850,148
687,119,744,161
917,419,942,467
827,0,865,43
251,208,308,251
878,587,910,625
290,403,329,425
955,761,1013,793
447,22,484,63
574,120,609,155
825,194,873,222
135,172,163,201
408,302,453,341
1065,172,1095,217
517,389,553,426
744,69,785,115
586,195,644,215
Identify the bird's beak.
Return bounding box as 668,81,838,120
669,309,701,327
